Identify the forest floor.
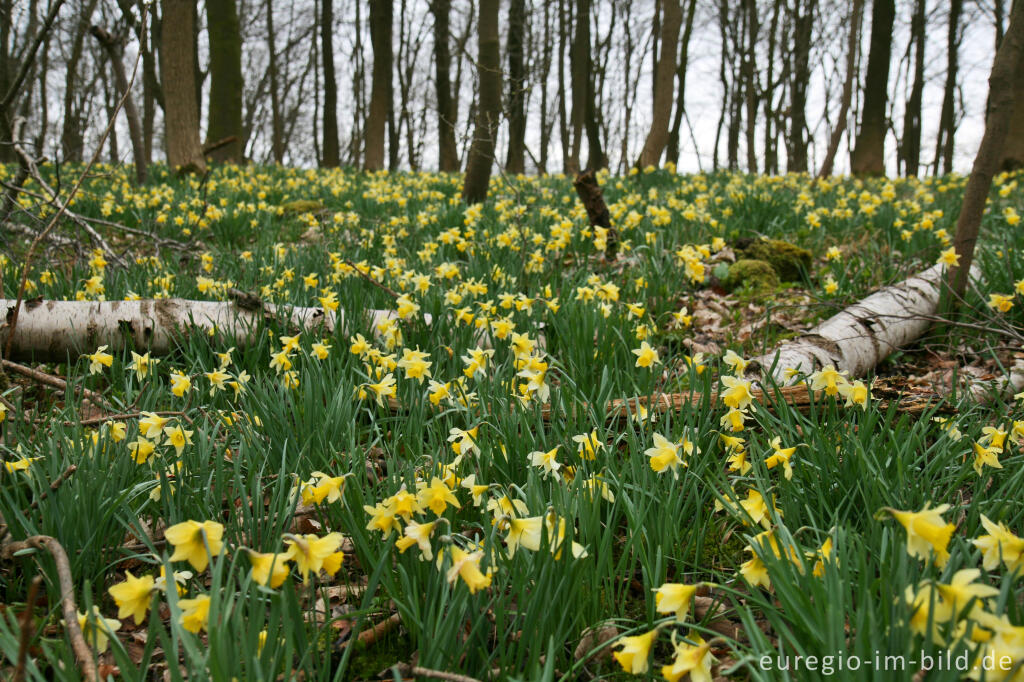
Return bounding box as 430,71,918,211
1,164,1023,681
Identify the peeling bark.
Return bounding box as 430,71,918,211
746,263,980,383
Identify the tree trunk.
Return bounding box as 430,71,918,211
1004,19,1024,170
60,0,99,163
90,26,148,183
160,0,205,173
205,0,244,163
461,0,501,204
666,0,698,166
850,0,895,175
902,0,925,176
933,0,961,175
568,0,588,172
538,0,553,173
558,0,570,171
742,0,759,173
948,0,1024,298
430,0,459,172
265,0,284,163
818,0,864,177
787,0,814,173
319,0,339,167
505,0,526,173
636,0,681,168
365,0,392,171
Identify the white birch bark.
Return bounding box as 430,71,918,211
747,263,981,384
0,298,402,361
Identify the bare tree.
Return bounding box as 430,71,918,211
949,0,1024,297
90,25,147,182
161,0,205,173
505,0,526,173
461,0,500,203
850,0,895,175
819,0,864,177
933,0,962,175
665,0,698,166
205,0,244,162
636,0,681,168
786,0,815,173
321,0,339,167
900,0,925,176
365,0,392,170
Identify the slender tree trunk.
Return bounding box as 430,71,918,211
761,0,782,174
568,0,587,172
348,0,365,166
265,0,284,163
539,0,553,173
583,3,605,170
461,0,501,203
742,0,759,173
430,0,459,171
320,0,339,167
902,0,925,176
505,0,526,173
365,0,392,171
90,26,147,182
61,0,99,162
934,0,961,175
787,0,814,172
666,0,697,166
205,0,243,163
949,0,1024,297
850,0,895,175
160,0,206,173
819,0,864,177
636,0,681,168
558,0,570,171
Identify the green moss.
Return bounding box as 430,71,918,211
737,238,812,281
722,259,779,295
280,199,326,214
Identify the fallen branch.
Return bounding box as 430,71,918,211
355,612,401,648
745,263,980,385
2,536,97,682
2,359,111,410
13,575,44,682
409,666,482,682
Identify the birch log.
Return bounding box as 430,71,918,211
0,298,357,362
746,263,980,384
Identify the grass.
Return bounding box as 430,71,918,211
0,163,1022,680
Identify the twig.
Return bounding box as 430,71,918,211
66,411,186,428
4,28,143,362
343,259,400,300
0,0,66,112
3,183,190,251
2,536,97,682
25,465,77,513
409,667,482,682
0,465,79,544
354,612,401,647
13,575,44,682
202,135,238,156
1,359,112,412
7,146,128,269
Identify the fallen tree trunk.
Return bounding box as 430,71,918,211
745,263,980,384
0,298,346,362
